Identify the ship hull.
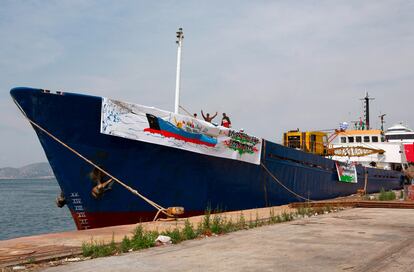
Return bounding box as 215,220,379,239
10,87,404,230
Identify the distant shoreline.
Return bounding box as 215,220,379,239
0,162,54,180
0,176,55,180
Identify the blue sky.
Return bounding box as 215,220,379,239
1,1,413,167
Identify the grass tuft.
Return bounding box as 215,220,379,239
211,214,223,234
80,204,342,259
130,226,158,250
182,219,197,240
161,229,182,244
202,208,211,232
238,213,246,229
82,236,117,258
378,188,396,201
120,235,132,253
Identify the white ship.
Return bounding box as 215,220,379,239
328,93,409,171
330,129,407,171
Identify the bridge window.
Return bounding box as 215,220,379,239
386,134,414,140
348,137,354,143
287,136,301,148
341,137,346,143
363,136,370,142
372,136,379,142
356,136,362,143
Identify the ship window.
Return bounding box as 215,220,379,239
310,134,316,152
288,136,301,149
348,137,354,143
386,134,414,140
341,137,346,143
356,136,362,143
372,136,379,142
363,136,370,142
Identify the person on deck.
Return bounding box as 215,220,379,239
221,113,231,128
201,110,217,123
193,113,198,118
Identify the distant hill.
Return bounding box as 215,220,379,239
0,162,54,179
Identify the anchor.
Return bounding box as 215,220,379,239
91,178,114,199
55,191,66,208
89,167,114,199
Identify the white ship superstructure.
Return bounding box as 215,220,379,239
330,129,407,170
385,123,414,143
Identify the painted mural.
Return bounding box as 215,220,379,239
100,98,262,165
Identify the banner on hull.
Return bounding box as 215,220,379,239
100,98,262,165
335,161,358,183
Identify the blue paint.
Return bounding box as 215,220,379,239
148,114,218,146
10,87,403,228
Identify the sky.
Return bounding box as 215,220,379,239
0,1,413,167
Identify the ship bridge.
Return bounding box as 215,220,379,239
330,129,407,170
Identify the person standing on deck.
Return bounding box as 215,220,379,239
221,113,231,128
201,110,217,123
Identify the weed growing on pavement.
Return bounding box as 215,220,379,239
378,188,396,201
182,219,197,240
81,205,341,259
82,235,117,258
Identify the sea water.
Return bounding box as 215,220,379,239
0,178,75,240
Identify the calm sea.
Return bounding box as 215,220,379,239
0,178,75,240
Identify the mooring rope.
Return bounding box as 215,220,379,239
13,98,172,220
261,162,313,202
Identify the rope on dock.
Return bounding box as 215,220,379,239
261,162,313,202
13,98,174,221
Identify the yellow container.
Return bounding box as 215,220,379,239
283,130,328,155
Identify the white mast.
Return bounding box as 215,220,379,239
174,27,184,114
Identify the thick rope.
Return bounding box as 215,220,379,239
261,162,312,202
13,98,172,219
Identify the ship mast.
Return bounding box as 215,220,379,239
379,113,386,131
360,92,374,130
174,28,184,114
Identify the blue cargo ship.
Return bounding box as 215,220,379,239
10,87,404,230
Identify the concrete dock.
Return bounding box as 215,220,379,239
39,208,414,272
0,205,296,268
